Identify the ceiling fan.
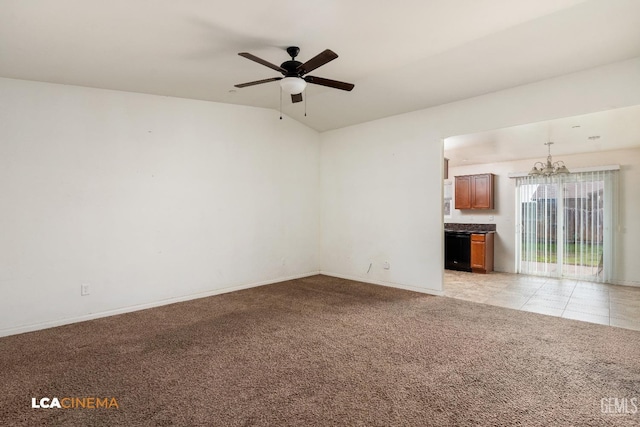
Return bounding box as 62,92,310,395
234,46,354,104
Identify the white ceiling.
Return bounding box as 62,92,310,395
1,0,640,132
444,104,640,167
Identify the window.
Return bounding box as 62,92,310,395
515,169,618,283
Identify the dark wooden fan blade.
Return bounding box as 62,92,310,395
234,77,282,88
238,52,286,74
296,49,338,75
291,93,303,103
304,76,354,91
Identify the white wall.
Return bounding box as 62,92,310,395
320,57,640,293
320,120,443,294
447,148,640,286
0,78,320,336
2,57,640,336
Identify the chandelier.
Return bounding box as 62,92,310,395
528,142,570,176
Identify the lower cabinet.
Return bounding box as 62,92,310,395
470,233,494,274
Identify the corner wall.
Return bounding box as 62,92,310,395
0,78,321,336
320,57,640,293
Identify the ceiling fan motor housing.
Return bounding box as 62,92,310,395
282,46,303,77
281,60,303,77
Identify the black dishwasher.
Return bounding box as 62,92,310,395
445,230,472,272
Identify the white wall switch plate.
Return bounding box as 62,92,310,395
81,284,90,296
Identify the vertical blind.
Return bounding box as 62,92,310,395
515,169,618,283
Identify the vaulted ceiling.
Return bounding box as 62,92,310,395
2,0,640,133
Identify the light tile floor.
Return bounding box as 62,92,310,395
444,270,640,331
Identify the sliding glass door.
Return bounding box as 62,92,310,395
516,170,618,283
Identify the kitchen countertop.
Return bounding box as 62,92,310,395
445,229,495,234
444,223,497,233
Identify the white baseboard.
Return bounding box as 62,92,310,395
319,271,444,296
0,271,321,338
611,279,640,288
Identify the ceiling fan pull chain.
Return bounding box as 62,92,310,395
304,89,307,117
279,87,283,120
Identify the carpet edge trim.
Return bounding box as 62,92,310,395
0,271,321,338
319,271,444,296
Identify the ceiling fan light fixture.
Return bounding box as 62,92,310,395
279,77,307,95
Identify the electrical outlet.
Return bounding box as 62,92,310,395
81,284,90,296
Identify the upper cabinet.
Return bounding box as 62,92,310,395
454,175,472,209
454,173,495,210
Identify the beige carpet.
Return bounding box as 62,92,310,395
1,275,639,426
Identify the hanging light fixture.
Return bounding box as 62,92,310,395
529,142,570,176
279,77,307,95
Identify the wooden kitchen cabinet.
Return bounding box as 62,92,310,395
471,233,494,274
454,176,472,209
454,174,494,210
